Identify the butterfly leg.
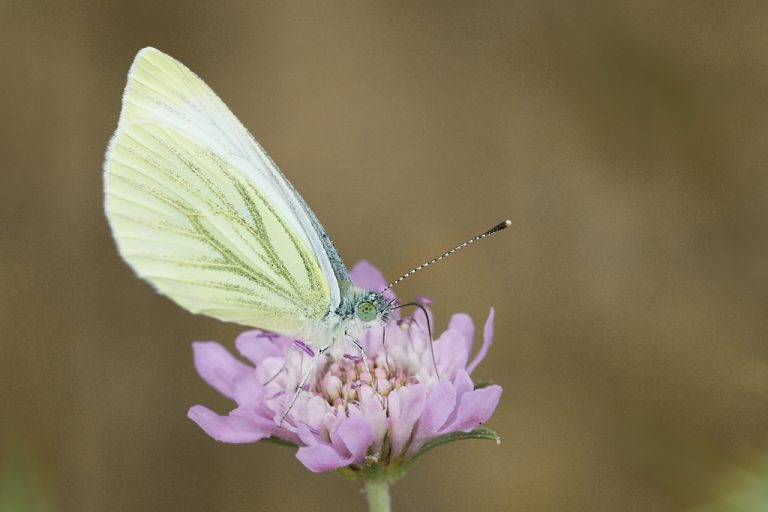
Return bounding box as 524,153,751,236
277,344,330,428
381,326,391,372
346,336,386,410
263,343,296,385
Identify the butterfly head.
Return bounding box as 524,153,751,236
351,291,394,329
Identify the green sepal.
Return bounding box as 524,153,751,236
473,379,494,389
401,427,500,471
334,427,501,483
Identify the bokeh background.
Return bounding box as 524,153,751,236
2,1,768,511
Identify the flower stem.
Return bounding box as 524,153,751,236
365,479,391,512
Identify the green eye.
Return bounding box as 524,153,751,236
357,301,377,322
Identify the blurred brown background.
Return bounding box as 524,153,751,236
2,1,767,511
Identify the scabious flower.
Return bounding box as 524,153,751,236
188,261,502,479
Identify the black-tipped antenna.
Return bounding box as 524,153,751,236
382,219,512,292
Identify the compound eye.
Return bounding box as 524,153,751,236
357,301,377,322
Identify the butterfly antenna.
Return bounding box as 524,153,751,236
381,219,511,293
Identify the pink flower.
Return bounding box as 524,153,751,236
188,261,502,474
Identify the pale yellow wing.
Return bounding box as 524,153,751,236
104,49,334,336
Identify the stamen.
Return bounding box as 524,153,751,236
293,339,315,357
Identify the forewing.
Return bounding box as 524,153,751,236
104,51,337,334
108,47,347,314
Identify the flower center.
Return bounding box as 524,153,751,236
316,353,415,408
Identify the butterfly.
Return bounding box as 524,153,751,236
104,47,509,422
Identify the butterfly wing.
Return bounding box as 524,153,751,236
104,47,346,336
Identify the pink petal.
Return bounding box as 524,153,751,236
433,329,469,380
439,370,475,430
349,260,389,294
187,405,268,443
296,444,352,473
418,380,456,435
235,330,288,365
361,390,387,452
467,308,495,374
323,409,342,438
336,415,374,462
296,422,323,447
410,304,434,341
448,313,475,355
360,325,385,356
444,385,502,433
389,384,426,456
232,372,267,408
388,388,402,418
452,370,476,407
253,356,289,385
304,395,331,431
192,342,251,399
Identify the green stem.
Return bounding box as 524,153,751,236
365,479,391,512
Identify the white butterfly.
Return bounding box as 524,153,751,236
104,47,509,422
